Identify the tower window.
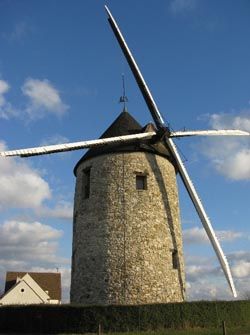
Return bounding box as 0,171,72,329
83,168,91,199
172,250,178,269
136,175,147,190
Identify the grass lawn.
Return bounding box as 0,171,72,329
111,328,250,335
109,329,250,335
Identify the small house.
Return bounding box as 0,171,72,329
0,271,61,305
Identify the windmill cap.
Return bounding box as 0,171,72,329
74,110,171,176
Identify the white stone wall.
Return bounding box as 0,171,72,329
71,151,185,305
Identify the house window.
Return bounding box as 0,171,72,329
136,175,147,190
172,250,178,269
83,168,91,199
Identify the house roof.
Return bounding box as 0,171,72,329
74,110,172,175
5,272,61,300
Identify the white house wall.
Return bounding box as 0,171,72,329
21,273,50,302
0,281,43,305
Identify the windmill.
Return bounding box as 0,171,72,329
0,6,249,303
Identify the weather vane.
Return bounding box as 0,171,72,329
119,73,128,110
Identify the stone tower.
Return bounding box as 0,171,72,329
70,111,185,305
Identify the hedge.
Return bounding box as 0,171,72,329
0,300,250,333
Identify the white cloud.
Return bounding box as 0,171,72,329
22,78,68,119
0,79,16,119
169,0,197,14
60,267,71,302
184,250,250,300
0,136,72,246
184,255,233,300
232,260,250,279
0,220,70,298
183,227,208,244
186,264,219,282
0,80,9,100
228,250,250,262
187,279,231,300
0,220,67,265
217,230,244,242
0,141,51,209
229,251,250,280
210,110,250,131
37,201,73,221
183,227,243,245
213,146,250,180
200,109,250,180
0,220,62,245
0,78,68,120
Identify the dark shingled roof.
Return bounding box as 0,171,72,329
5,272,61,300
74,110,171,175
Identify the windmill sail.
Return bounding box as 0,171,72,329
0,132,155,157
105,5,165,130
165,136,237,297
105,5,237,297
170,129,250,137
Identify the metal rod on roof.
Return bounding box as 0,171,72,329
119,73,128,110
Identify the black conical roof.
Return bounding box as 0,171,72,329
74,110,171,175
97,110,142,138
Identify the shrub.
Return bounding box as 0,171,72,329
0,300,250,333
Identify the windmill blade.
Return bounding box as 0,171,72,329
105,5,165,131
170,129,250,138
165,136,237,297
0,132,156,158
105,6,237,297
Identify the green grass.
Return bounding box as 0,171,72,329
110,328,250,335
116,332,220,335
65,325,250,335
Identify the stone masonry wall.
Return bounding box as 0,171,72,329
70,151,185,305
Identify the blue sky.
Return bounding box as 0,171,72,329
0,0,250,301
